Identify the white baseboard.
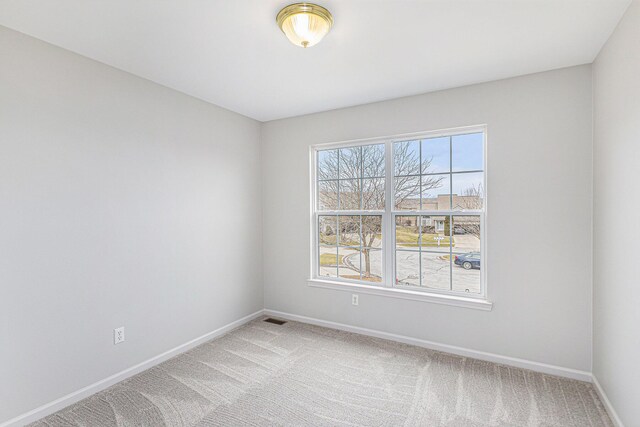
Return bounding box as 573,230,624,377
592,375,624,427
264,309,592,382
4,308,601,426
0,309,265,427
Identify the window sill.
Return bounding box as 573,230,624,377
307,279,493,311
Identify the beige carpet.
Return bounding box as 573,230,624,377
30,317,612,426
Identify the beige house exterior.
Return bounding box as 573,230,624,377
398,194,481,235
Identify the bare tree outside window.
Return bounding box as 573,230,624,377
394,141,445,210
314,130,485,297
318,143,447,279
451,183,483,238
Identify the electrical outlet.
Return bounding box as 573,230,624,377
114,327,125,345
352,294,359,306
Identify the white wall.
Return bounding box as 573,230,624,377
593,1,640,424
262,65,593,372
0,26,262,424
0,19,605,425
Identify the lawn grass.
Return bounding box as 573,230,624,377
319,233,381,246
395,227,454,247
340,274,382,283
319,253,344,266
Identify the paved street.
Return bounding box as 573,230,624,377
320,239,481,294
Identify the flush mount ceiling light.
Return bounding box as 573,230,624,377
276,3,333,48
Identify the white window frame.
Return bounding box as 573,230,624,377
309,125,491,311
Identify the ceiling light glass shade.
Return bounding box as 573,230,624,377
276,3,333,48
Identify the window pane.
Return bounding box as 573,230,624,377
362,178,384,210
319,246,337,278
394,175,420,210
452,172,484,210
422,174,450,210
339,147,361,179
318,215,337,245
396,251,420,286
361,248,382,283
339,179,360,210
452,216,480,250
452,216,481,294
420,215,451,253
363,144,385,178
452,133,483,172
361,215,382,248
338,215,361,247
395,215,420,249
421,252,451,290
317,149,339,180
318,180,338,210
422,137,450,174
317,132,484,292
338,247,361,280
394,140,420,176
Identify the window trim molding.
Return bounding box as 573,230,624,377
307,279,493,311
309,124,490,309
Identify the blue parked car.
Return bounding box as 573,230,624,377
454,252,481,270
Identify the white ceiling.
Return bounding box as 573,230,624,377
0,0,630,121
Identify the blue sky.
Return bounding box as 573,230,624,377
452,133,483,172
319,133,484,199
399,132,484,199
395,132,483,175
